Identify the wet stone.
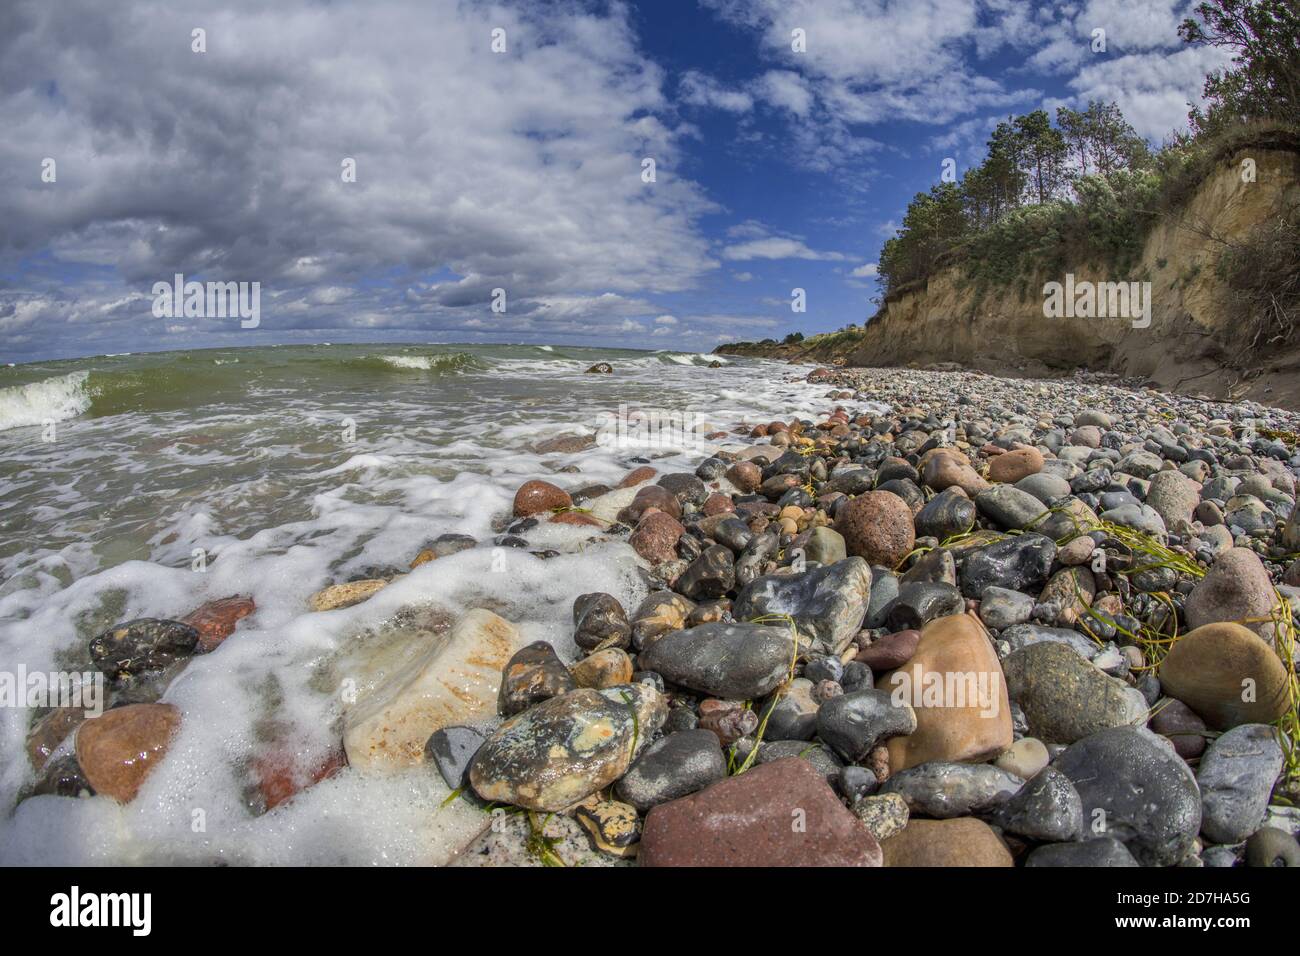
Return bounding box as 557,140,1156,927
89,619,200,683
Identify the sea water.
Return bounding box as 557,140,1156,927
0,343,847,864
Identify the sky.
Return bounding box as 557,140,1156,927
0,0,1232,363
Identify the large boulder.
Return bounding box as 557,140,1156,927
342,609,524,770
835,491,915,569
1002,641,1148,744
878,614,1012,771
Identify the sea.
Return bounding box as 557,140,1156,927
0,343,845,864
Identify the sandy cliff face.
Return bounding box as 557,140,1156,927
753,147,1300,408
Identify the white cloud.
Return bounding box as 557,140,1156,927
654,314,678,326
850,263,878,278
679,70,754,112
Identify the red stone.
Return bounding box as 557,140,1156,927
639,757,882,867
513,480,572,517
618,466,657,488
630,512,686,565
551,510,603,527
75,703,181,803
253,745,348,812
855,629,920,671
702,493,735,516
183,595,255,653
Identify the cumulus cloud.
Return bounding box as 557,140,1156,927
0,0,720,357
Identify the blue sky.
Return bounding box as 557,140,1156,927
0,0,1229,362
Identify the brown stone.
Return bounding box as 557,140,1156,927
309,579,388,611
27,707,86,772
881,817,1013,867
75,703,181,803
725,461,762,493
639,757,883,867
619,466,657,489
570,648,634,689
182,595,255,653
921,450,989,497
1185,547,1282,643
254,745,347,812
1158,622,1290,729
879,614,1012,771
512,479,572,517
835,490,916,569
410,549,437,569
620,484,682,523
856,629,920,671
550,510,603,527
987,447,1044,483
702,493,735,516
630,511,686,564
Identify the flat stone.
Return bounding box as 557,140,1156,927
881,760,1022,818
424,725,485,789
309,579,389,612
469,683,667,811
181,596,255,653
342,609,524,770
639,757,883,867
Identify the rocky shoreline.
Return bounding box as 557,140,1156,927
22,364,1300,867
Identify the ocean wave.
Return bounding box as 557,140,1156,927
0,371,93,431
656,352,728,367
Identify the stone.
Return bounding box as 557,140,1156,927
758,677,819,741
959,534,1057,599
1245,827,1300,867
657,472,708,506
630,590,694,650
988,447,1044,483
914,488,976,541
1002,642,1148,744
639,757,883,867
181,596,255,653
990,767,1083,842
883,581,964,631
498,641,576,716
994,736,1050,779
619,465,657,488
1053,727,1201,867
573,796,642,858
855,629,920,671
835,491,916,569
573,593,631,651
817,688,917,762
881,761,1023,818
698,701,758,745
1000,623,1100,661
675,545,735,600
880,817,1012,867
725,461,761,493
853,792,909,841
469,683,666,811
615,729,728,811
585,362,613,373
978,587,1035,630
26,707,86,773
342,609,524,770
1015,472,1071,503
1197,723,1284,844
570,648,634,689
1024,838,1139,867
975,485,1049,531
308,579,389,612
88,619,200,682
74,703,181,803
803,526,847,565
630,511,686,565
1149,698,1207,760
1146,470,1200,529
637,621,795,699
922,451,989,498
879,614,1012,771
1158,622,1290,729
251,744,347,812
1185,547,1280,642
733,558,871,655
423,725,485,789
755,739,844,778
513,479,572,517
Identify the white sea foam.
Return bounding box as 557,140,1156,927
0,371,92,432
